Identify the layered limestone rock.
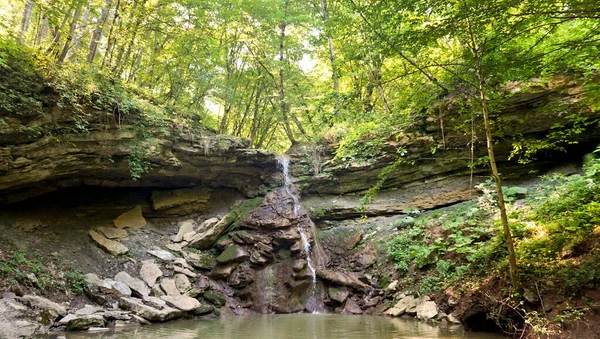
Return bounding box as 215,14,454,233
0,109,278,203
291,78,600,220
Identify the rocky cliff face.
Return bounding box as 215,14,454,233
2,69,600,337
0,115,278,203
291,77,600,221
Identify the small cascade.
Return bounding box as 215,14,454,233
277,156,318,288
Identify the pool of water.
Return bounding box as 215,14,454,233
59,314,504,339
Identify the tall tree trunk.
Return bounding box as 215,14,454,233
116,0,144,76
467,18,518,286
88,0,113,63
321,0,339,95
19,0,35,43
35,15,50,47
101,0,120,68
278,0,296,144
74,1,92,51
46,5,73,56
57,4,83,63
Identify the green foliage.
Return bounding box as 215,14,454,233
224,197,265,232
127,145,151,181
0,249,87,294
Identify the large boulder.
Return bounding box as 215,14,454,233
66,314,105,331
241,190,296,229
113,205,146,230
203,290,226,308
187,216,236,250
182,250,216,270
140,263,163,287
210,263,238,280
0,298,46,337
416,300,439,320
327,287,350,304
16,295,67,320
343,298,363,314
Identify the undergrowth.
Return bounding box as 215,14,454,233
385,147,600,335
0,248,87,295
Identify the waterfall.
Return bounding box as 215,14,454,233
277,156,318,289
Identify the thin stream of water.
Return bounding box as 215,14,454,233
277,155,317,288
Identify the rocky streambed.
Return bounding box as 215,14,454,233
0,179,470,338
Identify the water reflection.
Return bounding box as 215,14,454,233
60,314,504,339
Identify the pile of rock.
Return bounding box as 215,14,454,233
20,243,227,335
381,287,461,325
88,205,147,256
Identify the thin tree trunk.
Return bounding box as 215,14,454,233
74,1,92,51
377,83,391,113
88,0,112,63
278,0,296,144
57,4,83,63
101,0,120,68
467,18,518,286
19,0,34,43
46,5,73,56
321,0,339,94
249,82,263,145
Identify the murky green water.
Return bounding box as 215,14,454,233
60,314,504,339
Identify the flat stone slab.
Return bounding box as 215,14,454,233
143,296,166,310
316,269,370,291
148,250,177,261
115,272,150,297
118,297,182,322
16,295,67,318
174,274,191,294
140,263,163,287
216,245,249,264
165,243,185,252
83,273,103,289
89,230,128,256
182,251,215,270
173,266,196,278
160,278,181,296
100,279,132,297
383,295,416,317
114,206,146,230
161,295,200,312
75,305,103,316
66,314,105,331
97,226,128,239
